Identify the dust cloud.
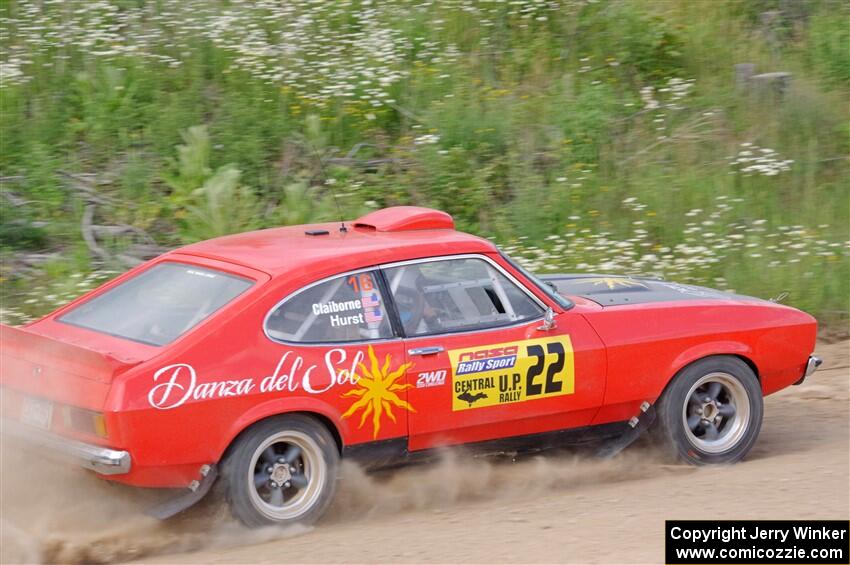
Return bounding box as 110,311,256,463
0,436,675,564
328,445,682,522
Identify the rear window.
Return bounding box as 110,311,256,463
60,263,253,346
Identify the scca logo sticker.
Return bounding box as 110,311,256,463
449,336,574,411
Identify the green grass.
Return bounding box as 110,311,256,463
0,0,848,329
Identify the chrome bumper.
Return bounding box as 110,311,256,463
795,355,823,385
805,355,823,377
2,419,131,475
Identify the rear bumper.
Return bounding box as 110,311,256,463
2,419,131,475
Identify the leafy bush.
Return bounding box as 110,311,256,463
164,125,259,241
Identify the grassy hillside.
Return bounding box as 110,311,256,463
1,0,848,328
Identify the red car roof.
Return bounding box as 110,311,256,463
174,207,497,276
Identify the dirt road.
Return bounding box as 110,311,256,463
2,341,847,564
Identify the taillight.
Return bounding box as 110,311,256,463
63,406,108,438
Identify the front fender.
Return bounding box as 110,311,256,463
669,340,755,382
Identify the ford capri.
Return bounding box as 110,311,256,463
0,206,821,526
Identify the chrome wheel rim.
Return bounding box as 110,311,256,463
682,372,751,454
248,430,326,521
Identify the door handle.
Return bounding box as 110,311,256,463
408,346,445,356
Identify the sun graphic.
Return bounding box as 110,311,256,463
582,277,648,290
341,346,415,439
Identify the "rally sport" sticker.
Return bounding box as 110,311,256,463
448,336,574,411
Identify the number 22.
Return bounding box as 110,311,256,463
526,342,566,396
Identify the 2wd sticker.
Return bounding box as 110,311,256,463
449,336,574,411
416,369,447,388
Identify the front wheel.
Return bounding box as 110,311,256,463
655,356,763,465
222,414,339,527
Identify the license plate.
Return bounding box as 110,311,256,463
21,397,53,430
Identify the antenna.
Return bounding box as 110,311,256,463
330,185,347,233
311,141,347,233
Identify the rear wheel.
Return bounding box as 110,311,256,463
222,414,339,527
655,357,762,464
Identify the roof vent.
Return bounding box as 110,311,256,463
353,206,454,232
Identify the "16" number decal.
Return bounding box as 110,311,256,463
347,273,374,292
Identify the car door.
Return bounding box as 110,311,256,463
381,255,606,452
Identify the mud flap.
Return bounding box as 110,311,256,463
596,402,656,459
147,464,218,520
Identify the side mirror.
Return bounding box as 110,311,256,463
537,307,557,331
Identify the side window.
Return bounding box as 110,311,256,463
383,257,543,337
265,271,393,343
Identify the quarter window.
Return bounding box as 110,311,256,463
383,257,542,337
265,271,393,343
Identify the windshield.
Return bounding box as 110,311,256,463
60,262,253,346
498,250,574,310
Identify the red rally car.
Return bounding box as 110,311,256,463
0,206,822,526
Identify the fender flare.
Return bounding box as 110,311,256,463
215,396,349,461
666,340,759,389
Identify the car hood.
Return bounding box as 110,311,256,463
541,274,768,308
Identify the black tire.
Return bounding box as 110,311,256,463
221,414,339,527
655,356,763,465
